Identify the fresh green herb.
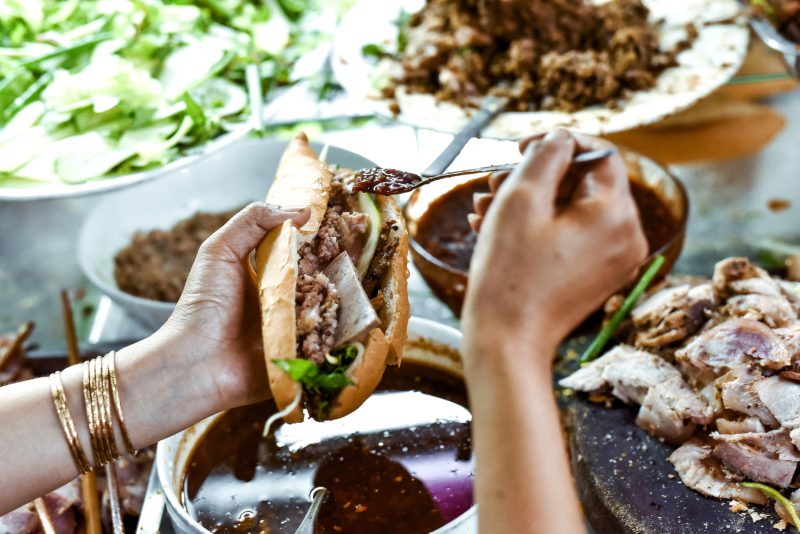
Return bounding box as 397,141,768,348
580,255,666,364
361,43,387,59
755,239,800,270
277,0,312,22
742,482,800,531
394,8,411,53
272,344,360,418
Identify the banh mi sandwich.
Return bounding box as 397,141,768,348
256,132,409,423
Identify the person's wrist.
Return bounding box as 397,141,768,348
148,324,229,414
461,316,559,383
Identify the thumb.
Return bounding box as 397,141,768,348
201,202,309,262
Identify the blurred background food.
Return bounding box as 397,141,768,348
0,0,351,189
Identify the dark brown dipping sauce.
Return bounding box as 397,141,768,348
415,180,489,273
183,362,473,534
414,178,677,274
351,167,422,195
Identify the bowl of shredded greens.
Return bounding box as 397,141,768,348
0,0,337,200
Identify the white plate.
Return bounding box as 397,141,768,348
0,126,250,202
332,0,750,139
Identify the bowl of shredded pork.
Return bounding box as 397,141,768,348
560,257,800,527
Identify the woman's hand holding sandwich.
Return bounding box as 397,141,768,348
461,129,648,534
0,202,308,513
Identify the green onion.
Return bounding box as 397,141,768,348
18,33,112,69
246,64,264,135
580,255,666,364
742,482,800,531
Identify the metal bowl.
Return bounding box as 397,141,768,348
0,126,251,202
403,149,689,317
156,317,478,534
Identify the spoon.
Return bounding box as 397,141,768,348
293,487,329,534
351,147,617,196
420,94,510,178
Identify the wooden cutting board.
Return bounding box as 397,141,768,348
555,336,789,534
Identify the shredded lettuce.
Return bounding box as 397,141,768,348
0,0,352,186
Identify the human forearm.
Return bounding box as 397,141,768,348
464,334,583,534
0,328,224,514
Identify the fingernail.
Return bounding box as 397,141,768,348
544,129,568,143
279,205,307,212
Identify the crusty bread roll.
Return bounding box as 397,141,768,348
256,133,409,423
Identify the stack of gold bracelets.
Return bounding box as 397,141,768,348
49,351,136,474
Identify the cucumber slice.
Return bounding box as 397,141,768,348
357,192,382,279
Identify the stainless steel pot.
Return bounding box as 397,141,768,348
156,316,478,533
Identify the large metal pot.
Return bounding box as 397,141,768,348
156,316,478,533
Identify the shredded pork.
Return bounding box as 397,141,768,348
561,257,800,511
386,0,695,113
294,172,374,364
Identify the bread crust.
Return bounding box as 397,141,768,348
256,220,303,423
374,196,410,365
266,132,332,245
258,133,409,422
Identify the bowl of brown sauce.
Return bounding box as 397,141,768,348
403,150,688,317
157,317,478,534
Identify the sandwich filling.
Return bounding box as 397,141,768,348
276,170,395,418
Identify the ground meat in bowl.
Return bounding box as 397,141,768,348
114,209,238,303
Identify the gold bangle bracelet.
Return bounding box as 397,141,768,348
91,356,115,465
82,361,101,466
50,371,91,474
100,355,119,460
87,358,106,465
106,352,137,456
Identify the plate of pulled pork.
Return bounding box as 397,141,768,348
559,257,800,532
333,0,749,138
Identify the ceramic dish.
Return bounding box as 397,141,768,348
332,0,750,138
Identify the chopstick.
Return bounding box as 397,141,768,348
33,498,57,534
0,321,33,371
60,290,103,534
105,463,125,534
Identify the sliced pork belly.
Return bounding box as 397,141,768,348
636,376,715,443
754,376,800,427
668,439,768,505
723,294,797,328
558,345,681,404
777,324,800,363
713,257,783,299
792,428,800,450
715,416,766,435
675,319,790,381
717,366,779,427
711,429,800,487
631,283,716,349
